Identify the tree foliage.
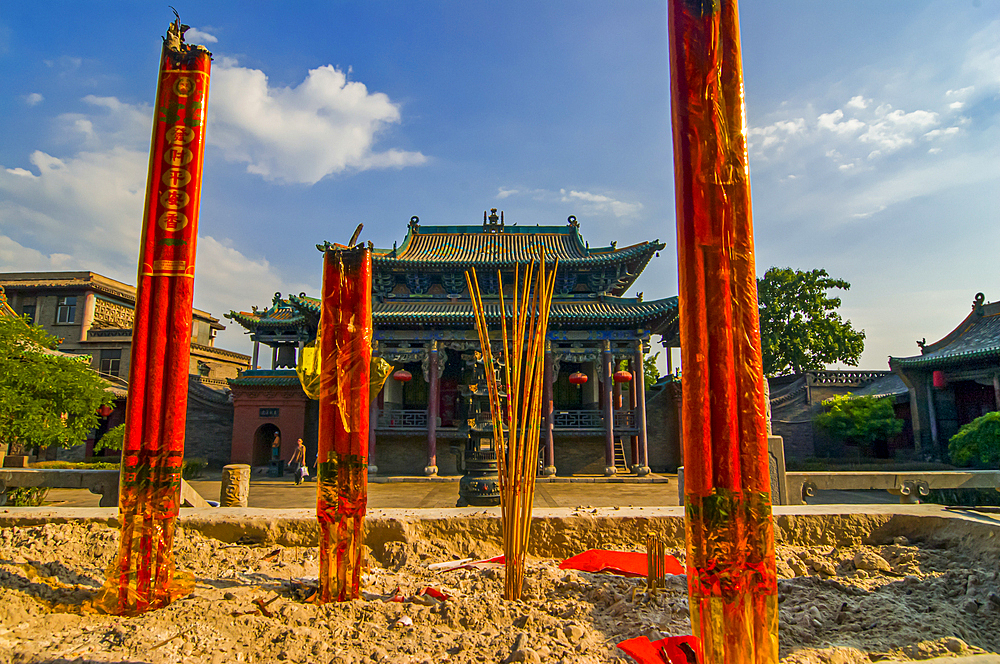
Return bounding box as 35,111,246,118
94,423,125,453
814,394,902,456
0,315,113,451
643,352,661,390
948,412,1000,468
757,267,865,377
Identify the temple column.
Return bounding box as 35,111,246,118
629,357,639,472
368,397,378,475
425,340,439,475
602,340,615,476
542,341,556,476
271,346,278,370
633,339,650,476
993,373,1000,412
251,339,259,370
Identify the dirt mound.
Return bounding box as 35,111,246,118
0,520,999,663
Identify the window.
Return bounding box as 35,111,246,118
21,304,36,323
100,349,122,377
56,296,77,324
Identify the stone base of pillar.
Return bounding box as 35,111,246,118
424,465,438,476
604,465,617,477
367,464,378,475
636,466,651,477
542,465,557,477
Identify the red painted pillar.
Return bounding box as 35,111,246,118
99,18,211,615
668,0,778,661
426,340,439,475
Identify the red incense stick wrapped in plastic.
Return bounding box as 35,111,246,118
667,1,778,662
316,243,372,602
97,16,211,615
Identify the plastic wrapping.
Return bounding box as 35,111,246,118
95,19,210,616
668,1,778,662
316,246,372,602
297,336,390,403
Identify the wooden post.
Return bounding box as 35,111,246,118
426,340,439,475
543,342,556,475
602,340,615,475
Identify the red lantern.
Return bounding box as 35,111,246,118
933,370,947,389
568,372,588,386
614,370,633,384
393,369,412,382
97,404,114,418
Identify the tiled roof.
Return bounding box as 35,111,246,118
376,225,664,269
891,301,1000,369
371,297,677,328
283,292,676,330
845,373,908,399
226,309,309,331
228,370,303,387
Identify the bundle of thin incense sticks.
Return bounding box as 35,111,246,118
465,252,557,601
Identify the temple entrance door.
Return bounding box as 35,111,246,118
253,423,281,467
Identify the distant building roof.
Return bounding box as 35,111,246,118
891,293,1000,370
0,271,223,328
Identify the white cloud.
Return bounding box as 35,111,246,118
846,95,869,110
185,27,218,44
24,93,43,106
496,187,519,199
817,110,865,135
208,60,427,184
0,95,309,353
560,189,643,217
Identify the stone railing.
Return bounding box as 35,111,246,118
553,410,603,429
377,409,429,429
786,470,1000,505
807,370,891,386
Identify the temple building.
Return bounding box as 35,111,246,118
226,211,680,476
890,292,1000,460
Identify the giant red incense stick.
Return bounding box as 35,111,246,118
97,17,211,615
316,244,372,602
668,1,778,662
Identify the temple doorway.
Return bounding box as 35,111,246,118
253,423,281,467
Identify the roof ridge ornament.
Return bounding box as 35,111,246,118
568,215,579,228
483,208,504,233
409,216,419,232
973,292,985,316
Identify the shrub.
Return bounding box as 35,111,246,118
814,394,903,457
948,411,1000,467
7,487,49,506
182,458,207,479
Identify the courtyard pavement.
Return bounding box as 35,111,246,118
39,472,898,509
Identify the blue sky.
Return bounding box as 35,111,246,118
1,1,998,373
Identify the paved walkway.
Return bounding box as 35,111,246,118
39,472,898,509
42,474,683,509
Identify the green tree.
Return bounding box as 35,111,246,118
643,352,661,390
0,315,113,452
948,412,1000,468
814,394,903,457
757,267,865,376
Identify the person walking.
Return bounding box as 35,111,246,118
289,438,308,485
